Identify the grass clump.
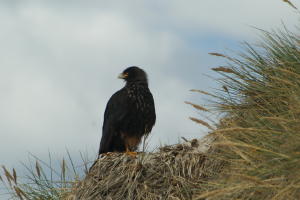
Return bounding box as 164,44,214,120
70,135,219,200
0,152,89,200
196,27,300,199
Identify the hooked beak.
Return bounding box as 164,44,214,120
118,73,128,79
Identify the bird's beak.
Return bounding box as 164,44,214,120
118,73,128,79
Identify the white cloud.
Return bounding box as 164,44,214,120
163,0,299,37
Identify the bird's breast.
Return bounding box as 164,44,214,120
127,85,153,111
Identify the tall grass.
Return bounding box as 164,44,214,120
195,26,300,199
0,152,90,200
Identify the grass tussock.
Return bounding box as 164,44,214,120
69,135,220,200
196,27,300,199
0,152,89,200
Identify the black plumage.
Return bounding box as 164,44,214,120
98,66,156,155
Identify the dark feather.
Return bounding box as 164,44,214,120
98,66,156,155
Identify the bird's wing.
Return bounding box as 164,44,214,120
99,89,129,154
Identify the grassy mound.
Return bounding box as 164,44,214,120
68,135,221,200
195,28,300,199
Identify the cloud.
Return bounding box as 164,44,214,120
162,0,299,37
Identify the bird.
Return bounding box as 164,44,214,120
98,66,156,156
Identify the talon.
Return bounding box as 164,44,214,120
125,151,138,157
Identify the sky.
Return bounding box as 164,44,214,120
0,0,299,171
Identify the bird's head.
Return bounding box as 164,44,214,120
118,66,148,83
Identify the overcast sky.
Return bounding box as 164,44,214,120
0,1,299,170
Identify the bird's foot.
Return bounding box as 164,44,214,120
125,151,138,157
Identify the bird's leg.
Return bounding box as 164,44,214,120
125,145,138,157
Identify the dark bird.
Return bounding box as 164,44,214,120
98,66,156,156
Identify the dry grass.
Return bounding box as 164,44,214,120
66,135,222,200
0,152,88,200
193,19,300,199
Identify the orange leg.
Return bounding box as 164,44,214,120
125,145,138,157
